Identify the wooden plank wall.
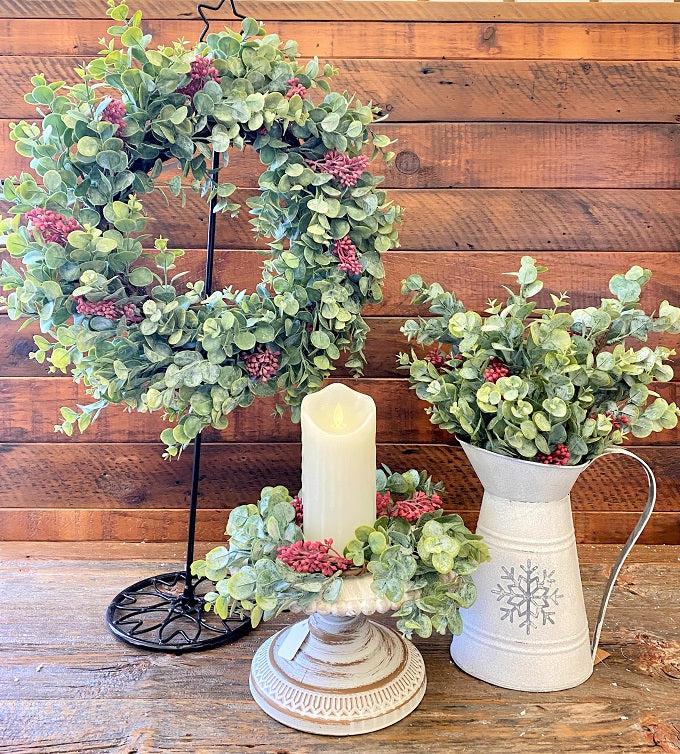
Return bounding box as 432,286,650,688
1,1,679,544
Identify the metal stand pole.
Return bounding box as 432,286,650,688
182,149,220,603
105,147,251,653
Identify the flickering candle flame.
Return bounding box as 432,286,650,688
331,403,346,432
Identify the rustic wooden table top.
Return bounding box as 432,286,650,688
0,542,678,754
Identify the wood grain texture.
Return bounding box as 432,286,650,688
0,376,449,444
3,541,675,562
145,188,680,251
5,122,680,189
2,507,680,543
4,189,670,251
2,0,680,21
1,8,680,547
4,57,680,122
4,20,680,60
0,545,678,754
1,377,679,445
1,443,678,512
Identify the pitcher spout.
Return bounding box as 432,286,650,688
458,439,589,503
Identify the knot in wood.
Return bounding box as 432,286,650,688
482,25,496,45
395,151,421,175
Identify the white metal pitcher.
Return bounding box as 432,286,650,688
451,441,656,692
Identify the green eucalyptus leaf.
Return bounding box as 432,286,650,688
77,136,99,157
129,266,154,286
235,332,257,351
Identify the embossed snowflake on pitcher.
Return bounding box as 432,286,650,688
492,560,564,635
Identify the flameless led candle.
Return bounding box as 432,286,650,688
301,383,377,551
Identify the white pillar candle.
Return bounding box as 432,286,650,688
301,383,377,552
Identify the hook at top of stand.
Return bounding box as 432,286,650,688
198,0,246,42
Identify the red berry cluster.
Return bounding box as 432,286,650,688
375,491,392,517
24,208,80,246
285,77,307,99
75,297,118,319
242,345,281,382
277,538,352,576
392,491,443,523
101,99,127,134
537,443,571,466
178,56,220,98
605,411,631,431
332,237,362,276
424,348,446,369
73,296,142,323
293,488,443,531
309,150,369,188
121,303,142,323
483,357,510,383
291,495,304,526
376,490,443,523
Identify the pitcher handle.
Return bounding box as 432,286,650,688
589,448,657,661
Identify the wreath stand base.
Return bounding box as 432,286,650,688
249,576,427,735
106,571,252,652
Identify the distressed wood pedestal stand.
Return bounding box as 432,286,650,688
249,576,426,735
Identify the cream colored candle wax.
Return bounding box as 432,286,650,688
301,383,377,552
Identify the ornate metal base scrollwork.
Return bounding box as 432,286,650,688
106,571,251,653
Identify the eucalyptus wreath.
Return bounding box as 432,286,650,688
400,257,680,465
192,467,490,639
0,1,401,455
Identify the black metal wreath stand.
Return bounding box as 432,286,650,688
106,0,253,653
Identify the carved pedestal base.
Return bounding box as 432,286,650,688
249,613,426,735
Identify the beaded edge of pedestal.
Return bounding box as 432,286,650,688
289,573,417,616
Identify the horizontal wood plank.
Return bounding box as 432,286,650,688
5,122,680,189
4,57,680,122
1,505,678,543
140,189,680,251
1,377,679,444
5,190,670,251
4,190,679,253
3,250,679,317
3,315,678,379
2,0,680,22
4,20,680,61
1,443,678,513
